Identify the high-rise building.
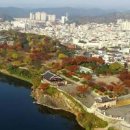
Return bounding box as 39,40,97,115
61,13,69,24
41,12,47,22
35,12,41,21
48,15,56,22
29,12,57,22
117,19,130,31
30,12,35,20
61,16,68,24
121,21,130,31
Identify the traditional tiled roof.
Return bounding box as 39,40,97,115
42,71,63,81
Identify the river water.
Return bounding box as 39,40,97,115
0,73,84,130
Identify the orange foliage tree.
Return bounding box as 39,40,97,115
39,83,49,91
66,65,79,72
118,70,130,88
80,74,92,80
76,85,88,95
62,56,105,67
111,82,125,96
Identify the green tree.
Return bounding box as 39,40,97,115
95,64,109,75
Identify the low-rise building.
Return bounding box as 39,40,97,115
41,71,66,86
94,96,116,108
79,66,93,74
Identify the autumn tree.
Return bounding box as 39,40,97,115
80,74,92,81
76,85,88,96
52,62,62,71
106,85,113,91
39,83,50,91
118,70,130,88
111,82,125,96
123,80,130,88
66,65,79,72
62,57,75,66
118,70,130,81
75,56,87,65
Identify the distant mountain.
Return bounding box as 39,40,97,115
72,12,130,24
31,7,113,17
0,7,130,23
0,7,29,18
0,7,114,18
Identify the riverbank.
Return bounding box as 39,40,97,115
33,86,108,129
0,69,32,84
0,69,108,130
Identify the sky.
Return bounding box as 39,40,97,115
0,0,130,9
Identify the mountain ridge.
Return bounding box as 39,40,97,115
0,7,130,23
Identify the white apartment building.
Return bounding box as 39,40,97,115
41,12,47,22
35,12,41,21
30,12,35,20
48,15,56,22
61,16,68,24
118,19,130,31
122,21,130,30
29,12,56,22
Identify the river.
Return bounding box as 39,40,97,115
0,73,84,130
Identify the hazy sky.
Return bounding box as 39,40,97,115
0,0,130,9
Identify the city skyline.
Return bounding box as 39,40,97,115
0,0,130,10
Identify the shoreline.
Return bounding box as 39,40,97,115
36,101,85,129
0,69,32,85
0,69,87,130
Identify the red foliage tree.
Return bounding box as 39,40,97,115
123,80,130,87
111,82,125,95
62,56,105,67
97,82,107,87
106,85,113,91
87,57,105,64
118,70,130,88
119,70,130,81
67,71,75,76
75,56,87,65
52,62,62,70
62,57,75,66
80,74,92,80
39,83,49,91
14,43,22,50
66,65,79,72
76,85,88,94
99,87,106,92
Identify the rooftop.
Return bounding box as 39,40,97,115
95,96,115,103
